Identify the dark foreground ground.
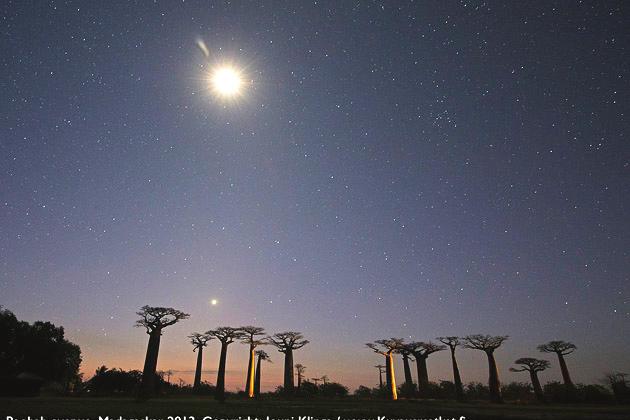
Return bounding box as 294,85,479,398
1,397,629,420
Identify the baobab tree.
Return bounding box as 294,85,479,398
240,326,266,398
537,340,576,388
374,364,386,388
407,341,446,396
437,336,464,401
207,326,245,401
367,338,404,400
510,357,550,402
135,305,189,399
396,344,413,389
295,363,306,389
253,349,271,398
464,334,509,403
189,332,213,391
268,331,309,394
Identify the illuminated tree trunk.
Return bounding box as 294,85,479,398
556,353,574,387
530,370,545,402
193,345,203,390
215,342,228,401
416,355,429,396
486,350,503,403
140,329,161,398
450,347,464,401
246,345,255,397
386,352,398,400
283,349,294,393
254,353,262,397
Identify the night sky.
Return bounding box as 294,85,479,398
1,1,628,391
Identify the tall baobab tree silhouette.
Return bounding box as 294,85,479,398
367,338,404,400
320,374,329,385
437,336,464,401
207,327,245,401
537,340,576,388
464,334,509,403
408,341,446,397
240,326,266,398
374,364,386,388
253,349,271,398
189,332,213,392
510,357,550,402
397,344,415,395
295,363,306,389
135,306,189,399
268,331,309,395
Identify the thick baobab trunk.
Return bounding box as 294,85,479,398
283,349,294,393
402,354,413,386
193,345,203,390
215,342,228,401
254,355,262,398
297,371,302,389
386,352,398,400
486,350,503,403
450,348,464,401
530,371,545,402
378,368,383,388
556,353,574,387
140,329,161,398
416,355,429,396
246,345,255,398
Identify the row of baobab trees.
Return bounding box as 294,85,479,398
135,306,309,400
367,335,578,403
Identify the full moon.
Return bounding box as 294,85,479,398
210,299,218,306
211,66,243,97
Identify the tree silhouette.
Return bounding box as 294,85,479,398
253,349,271,398
189,332,213,392
135,306,189,399
295,363,306,389
207,327,245,401
268,331,309,395
396,344,413,390
367,338,404,400
374,364,386,388
510,357,550,402
464,334,508,403
240,326,266,398
407,341,446,397
437,336,464,401
537,340,576,388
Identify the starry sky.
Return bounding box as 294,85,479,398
1,1,629,391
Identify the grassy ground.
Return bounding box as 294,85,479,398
1,397,629,420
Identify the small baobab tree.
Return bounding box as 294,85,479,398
253,349,271,398
437,336,464,401
268,331,309,395
367,338,404,400
375,364,386,388
537,340,576,388
464,334,509,403
135,305,189,399
240,326,266,398
188,333,213,391
295,363,306,389
407,341,445,396
189,332,213,391
207,326,245,401
510,357,550,402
